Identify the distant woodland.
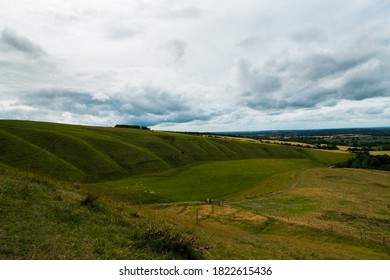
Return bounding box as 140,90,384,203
115,124,150,130
336,152,390,171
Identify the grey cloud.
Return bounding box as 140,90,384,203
292,27,327,43
15,87,214,126
126,86,217,124
124,86,190,116
0,54,58,96
340,71,389,101
166,40,188,63
106,27,138,40
289,87,338,108
165,7,202,19
0,28,46,58
235,59,283,109
237,36,263,49
105,23,141,40
299,52,373,81
235,60,282,93
19,90,120,116
236,47,390,111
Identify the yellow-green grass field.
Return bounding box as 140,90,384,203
371,151,390,156
143,167,390,259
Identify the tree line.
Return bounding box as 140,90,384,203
115,124,150,130
336,151,390,171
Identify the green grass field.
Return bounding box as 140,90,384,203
98,158,320,203
1,120,389,259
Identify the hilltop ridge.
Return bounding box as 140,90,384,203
0,120,314,182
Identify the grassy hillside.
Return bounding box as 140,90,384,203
0,165,189,259
1,164,389,260
5,120,384,260
0,120,348,183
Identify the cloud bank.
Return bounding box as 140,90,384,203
0,0,389,131
0,28,46,58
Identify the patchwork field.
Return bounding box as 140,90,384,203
1,120,389,259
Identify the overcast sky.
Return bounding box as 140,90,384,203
0,0,389,131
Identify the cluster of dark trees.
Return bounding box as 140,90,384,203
336,151,390,171
115,124,150,130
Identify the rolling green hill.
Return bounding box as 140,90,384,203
5,120,384,260
0,120,337,183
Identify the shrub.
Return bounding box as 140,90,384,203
80,193,99,210
135,224,212,259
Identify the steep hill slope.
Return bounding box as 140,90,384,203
0,120,318,182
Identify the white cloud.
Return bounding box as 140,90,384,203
0,0,389,131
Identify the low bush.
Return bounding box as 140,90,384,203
134,224,212,259
80,193,99,210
